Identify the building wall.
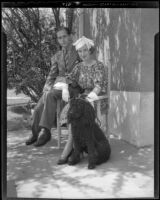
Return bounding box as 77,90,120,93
84,8,142,91
141,8,158,92
82,8,159,147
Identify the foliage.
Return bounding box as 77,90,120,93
2,8,69,102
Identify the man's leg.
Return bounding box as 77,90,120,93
26,96,44,145
34,89,62,147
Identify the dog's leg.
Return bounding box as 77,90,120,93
86,140,97,169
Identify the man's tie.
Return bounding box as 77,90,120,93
63,48,69,69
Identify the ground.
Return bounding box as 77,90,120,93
6,89,154,198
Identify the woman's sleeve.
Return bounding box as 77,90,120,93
92,62,106,95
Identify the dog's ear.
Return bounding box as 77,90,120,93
82,101,96,126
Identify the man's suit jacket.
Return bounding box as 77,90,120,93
43,45,80,92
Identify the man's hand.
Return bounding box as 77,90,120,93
53,82,68,90
43,85,51,93
53,82,69,102
62,87,70,102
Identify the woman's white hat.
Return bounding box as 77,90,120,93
73,36,94,50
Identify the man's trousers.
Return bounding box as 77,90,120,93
31,89,62,137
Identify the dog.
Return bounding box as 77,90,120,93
67,97,111,169
68,83,85,99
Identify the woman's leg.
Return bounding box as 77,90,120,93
57,124,73,164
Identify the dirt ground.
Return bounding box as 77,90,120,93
6,105,154,199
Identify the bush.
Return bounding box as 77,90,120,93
3,8,60,102
2,8,77,102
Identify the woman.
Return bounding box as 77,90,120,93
56,36,108,164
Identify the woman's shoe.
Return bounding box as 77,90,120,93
57,148,73,165
57,157,68,165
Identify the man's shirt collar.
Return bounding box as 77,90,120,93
62,43,72,54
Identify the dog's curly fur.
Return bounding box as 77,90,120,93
67,97,111,169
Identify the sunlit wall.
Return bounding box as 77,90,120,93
81,8,159,146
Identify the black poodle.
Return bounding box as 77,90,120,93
67,97,111,169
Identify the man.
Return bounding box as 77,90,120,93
25,27,80,147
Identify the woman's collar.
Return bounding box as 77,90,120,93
82,59,97,66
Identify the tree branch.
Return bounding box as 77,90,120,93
3,9,25,47
52,8,60,28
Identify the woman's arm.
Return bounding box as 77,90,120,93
92,62,106,95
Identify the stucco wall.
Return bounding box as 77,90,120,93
82,8,159,146
141,8,159,92
83,8,159,92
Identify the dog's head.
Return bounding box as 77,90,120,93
67,97,96,126
68,84,85,99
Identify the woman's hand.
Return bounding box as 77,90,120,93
86,91,98,102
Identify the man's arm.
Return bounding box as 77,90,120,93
43,55,59,92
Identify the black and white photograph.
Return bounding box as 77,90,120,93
1,1,159,199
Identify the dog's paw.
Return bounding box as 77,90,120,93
88,164,96,169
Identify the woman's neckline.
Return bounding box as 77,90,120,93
82,60,97,66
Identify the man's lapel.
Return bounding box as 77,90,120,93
67,46,78,72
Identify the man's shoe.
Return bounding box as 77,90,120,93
34,128,51,147
25,136,37,145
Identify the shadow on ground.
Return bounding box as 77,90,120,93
7,128,154,198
